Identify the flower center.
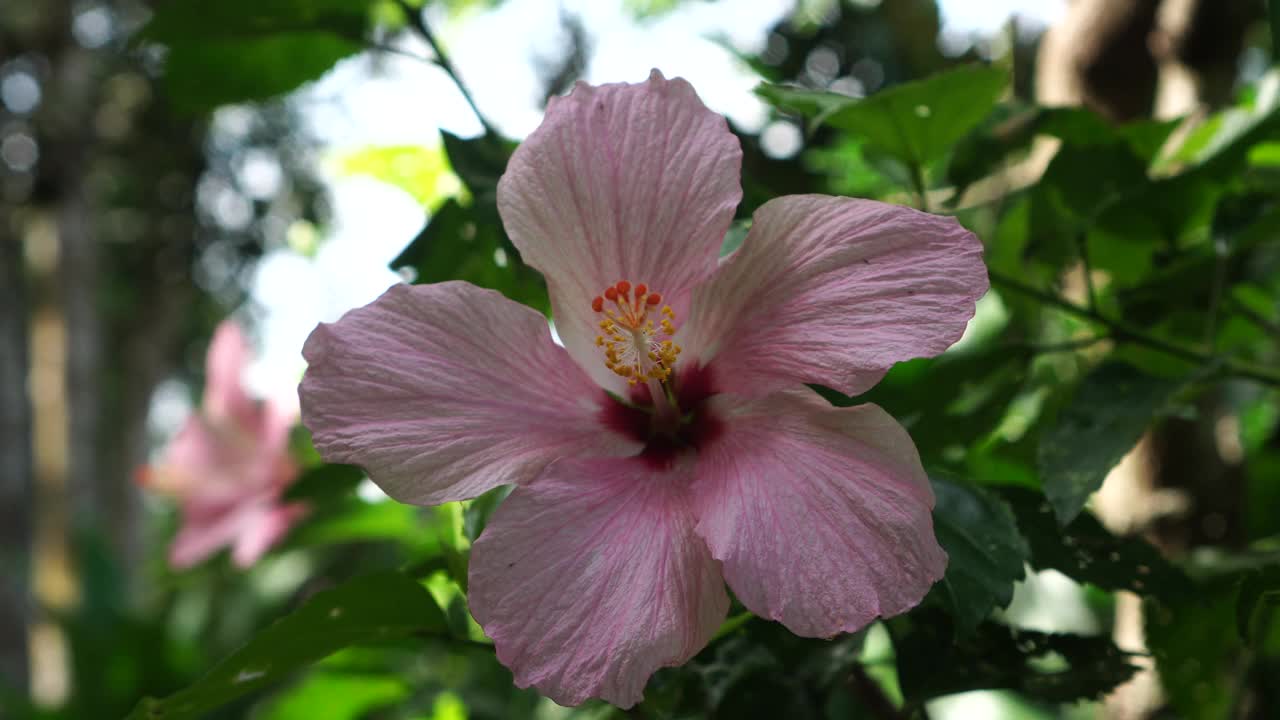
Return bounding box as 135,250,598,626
592,280,681,385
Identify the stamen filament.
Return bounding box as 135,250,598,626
647,377,677,426
590,279,681,389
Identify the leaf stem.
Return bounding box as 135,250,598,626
987,270,1280,388
1006,334,1111,355
394,0,498,137
909,161,930,213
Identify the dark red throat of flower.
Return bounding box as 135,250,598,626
599,363,722,470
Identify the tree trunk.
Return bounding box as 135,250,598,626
0,225,33,693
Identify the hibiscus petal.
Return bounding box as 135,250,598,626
169,498,262,569
204,320,260,428
681,195,987,397
498,69,743,391
692,390,945,638
231,502,308,567
469,457,728,708
169,512,238,569
299,282,639,505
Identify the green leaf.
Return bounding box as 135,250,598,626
124,572,447,720
757,65,1007,170
288,499,437,553
927,477,1029,632
139,0,374,110
257,672,409,720
1237,564,1280,641
945,104,1039,196
820,65,1007,170
1000,487,1192,597
333,144,461,208
462,485,511,544
283,463,363,503
389,198,548,309
945,105,1177,199
660,621,865,718
1036,106,1123,146
1146,573,1243,720
1039,362,1182,524
440,130,516,204
161,34,361,111
141,0,373,42
1168,69,1280,176
815,344,1029,469
895,611,1139,705
1085,210,1162,287
1040,143,1149,223
753,83,855,123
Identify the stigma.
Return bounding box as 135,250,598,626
591,280,681,385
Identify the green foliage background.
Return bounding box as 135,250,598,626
6,1,1280,719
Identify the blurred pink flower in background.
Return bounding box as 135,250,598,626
300,71,987,707
139,321,306,569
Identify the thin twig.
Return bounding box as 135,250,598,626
393,0,498,137
1204,236,1229,349
988,270,1280,388
1227,296,1280,340
1005,334,1111,355
360,39,435,64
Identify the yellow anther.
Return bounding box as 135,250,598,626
589,280,681,383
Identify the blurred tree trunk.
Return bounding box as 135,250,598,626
1151,0,1257,118
4,0,209,703
0,227,32,692
1038,0,1258,119
1036,0,1161,121
17,0,207,570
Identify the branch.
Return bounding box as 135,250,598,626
1005,334,1112,355
394,0,498,137
360,39,434,64
1228,296,1280,340
988,270,1280,388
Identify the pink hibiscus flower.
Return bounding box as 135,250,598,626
299,70,987,707
140,321,306,569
